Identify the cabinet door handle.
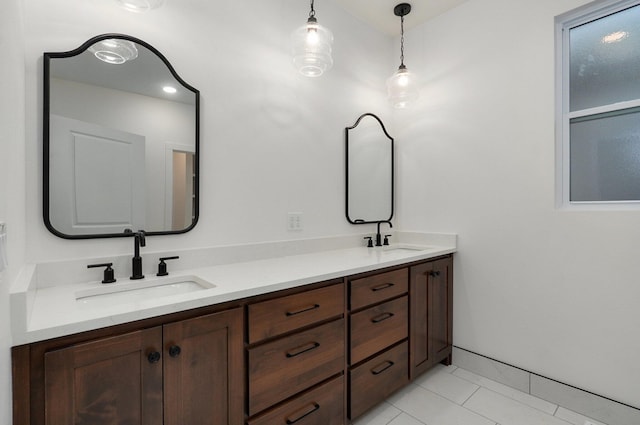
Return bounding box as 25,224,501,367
285,402,320,424
147,351,161,364
285,341,320,358
371,360,394,375
428,270,441,277
371,312,394,323
168,345,181,358
286,304,320,317
371,282,394,292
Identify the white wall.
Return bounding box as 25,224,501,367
22,0,393,263
0,0,27,422
396,0,640,409
0,1,391,423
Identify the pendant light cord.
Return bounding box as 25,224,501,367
400,15,405,67
309,0,316,18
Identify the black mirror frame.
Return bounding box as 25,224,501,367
43,33,200,239
345,112,394,225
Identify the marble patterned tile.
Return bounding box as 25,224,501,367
530,375,639,425
387,413,427,425
414,364,480,404
464,387,572,425
388,383,496,425
453,367,558,414
453,347,530,393
554,407,608,425
352,401,403,425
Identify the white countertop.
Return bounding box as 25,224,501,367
11,238,455,345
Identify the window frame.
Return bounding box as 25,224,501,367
555,0,640,210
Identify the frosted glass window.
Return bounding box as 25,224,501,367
570,4,640,112
557,0,640,206
570,109,640,201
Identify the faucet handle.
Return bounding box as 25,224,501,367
87,262,116,284
363,236,374,248
383,234,392,246
157,256,179,276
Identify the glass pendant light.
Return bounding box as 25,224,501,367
88,39,139,64
116,0,164,13
387,3,419,108
291,0,334,77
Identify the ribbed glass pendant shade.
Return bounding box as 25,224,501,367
387,65,419,109
388,3,418,108
116,0,164,13
89,39,139,65
291,16,334,77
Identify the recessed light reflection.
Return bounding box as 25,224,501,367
602,31,629,44
163,86,177,94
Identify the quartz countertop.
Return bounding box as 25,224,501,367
11,239,455,345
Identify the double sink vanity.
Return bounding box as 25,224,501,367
13,33,457,424
11,236,455,425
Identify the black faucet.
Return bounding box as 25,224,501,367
375,221,393,247
130,230,146,280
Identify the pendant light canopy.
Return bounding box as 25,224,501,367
291,0,334,77
387,3,419,108
116,0,164,13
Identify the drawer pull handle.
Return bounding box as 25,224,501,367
286,341,320,358
371,360,395,375
285,402,320,424
371,312,394,323
371,282,394,292
286,304,320,316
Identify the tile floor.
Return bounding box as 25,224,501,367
353,364,608,425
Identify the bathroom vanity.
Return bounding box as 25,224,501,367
11,242,454,425
19,33,459,425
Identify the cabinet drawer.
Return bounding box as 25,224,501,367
248,376,344,425
350,296,407,365
248,319,345,416
350,268,408,310
349,342,409,420
248,283,344,344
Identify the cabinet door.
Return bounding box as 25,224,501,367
44,327,163,425
163,307,243,425
410,257,453,378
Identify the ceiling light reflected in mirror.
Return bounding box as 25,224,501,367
116,0,164,13
89,39,138,64
163,86,177,94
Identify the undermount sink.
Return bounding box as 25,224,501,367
75,275,215,306
381,244,432,252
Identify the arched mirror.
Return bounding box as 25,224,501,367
43,34,199,239
345,113,394,224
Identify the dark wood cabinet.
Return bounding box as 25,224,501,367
409,256,453,379
13,255,453,425
349,296,408,364
347,268,410,421
349,341,409,419
44,327,163,425
247,318,344,416
246,282,345,419
247,376,344,425
34,307,243,425
163,309,244,425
